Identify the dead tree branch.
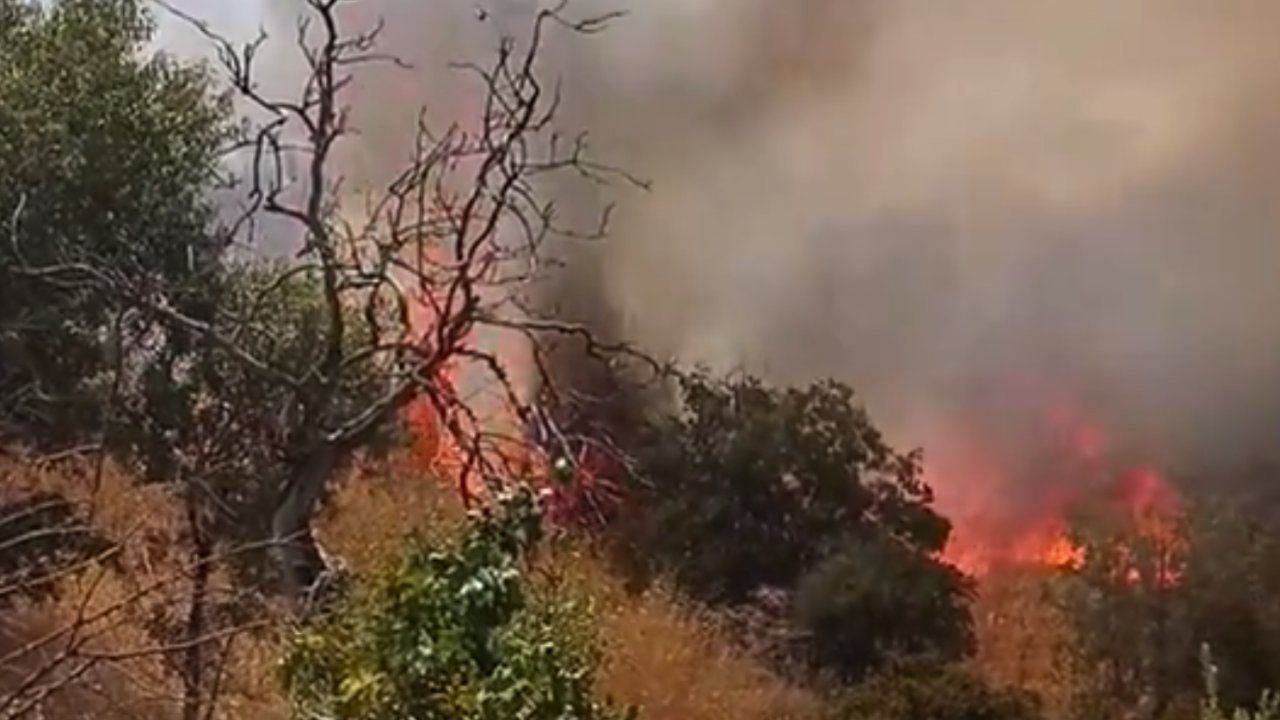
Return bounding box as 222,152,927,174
9,0,660,615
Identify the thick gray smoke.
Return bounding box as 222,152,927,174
158,0,1280,534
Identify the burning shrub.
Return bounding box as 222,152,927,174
279,487,634,720
968,479,1280,720
1047,499,1197,719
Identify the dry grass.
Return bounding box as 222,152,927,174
0,453,454,720
2,453,822,719
0,455,182,718
320,454,468,573
971,565,1083,720
544,545,825,720
0,454,286,720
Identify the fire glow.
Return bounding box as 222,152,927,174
402,283,624,528
931,395,1183,580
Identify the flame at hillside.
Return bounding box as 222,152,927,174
935,392,1182,580
406,385,626,529
401,269,626,528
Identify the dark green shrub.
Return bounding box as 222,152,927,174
626,371,951,605
620,370,972,680
795,534,975,681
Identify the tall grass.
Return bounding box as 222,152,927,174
544,545,824,720
3,453,822,719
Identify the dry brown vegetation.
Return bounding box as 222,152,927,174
548,547,824,720
1,453,822,720
0,455,288,719
971,566,1082,720
15,449,1220,720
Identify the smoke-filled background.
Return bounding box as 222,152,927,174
157,0,1280,549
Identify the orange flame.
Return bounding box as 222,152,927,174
1042,534,1086,570
400,254,625,525
933,394,1182,584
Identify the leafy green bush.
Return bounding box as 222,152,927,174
279,487,634,720
832,658,1042,720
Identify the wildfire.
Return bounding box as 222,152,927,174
401,279,624,527
1042,534,1086,570
405,381,625,528
932,393,1183,582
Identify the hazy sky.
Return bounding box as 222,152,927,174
150,0,262,52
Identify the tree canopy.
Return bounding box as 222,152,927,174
0,0,228,447
796,532,974,680
626,371,952,604
616,370,972,680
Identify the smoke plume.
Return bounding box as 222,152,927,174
160,0,1280,535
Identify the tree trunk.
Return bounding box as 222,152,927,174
271,442,338,609
181,502,213,720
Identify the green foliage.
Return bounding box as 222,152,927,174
108,260,401,591
795,534,975,680
833,658,1043,720
214,262,406,449
280,488,634,720
0,0,228,446
628,370,951,604
620,370,971,680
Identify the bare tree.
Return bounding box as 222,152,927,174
8,0,661,614
187,0,661,604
